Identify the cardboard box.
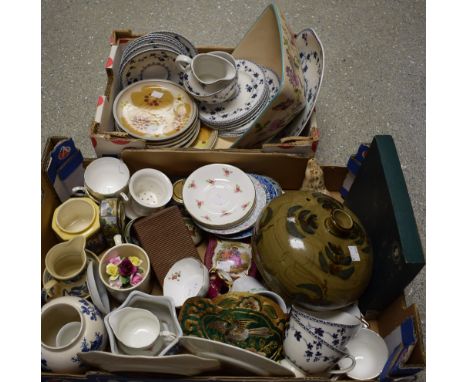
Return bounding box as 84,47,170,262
41,137,425,381
90,30,318,157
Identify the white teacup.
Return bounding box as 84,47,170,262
176,53,237,86
72,157,130,201
337,328,389,380
124,168,173,217
107,307,176,356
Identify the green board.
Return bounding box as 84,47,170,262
345,135,425,317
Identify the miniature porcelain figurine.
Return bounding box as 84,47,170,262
300,158,330,195
41,296,107,373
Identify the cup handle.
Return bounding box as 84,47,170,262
175,55,192,71
72,186,87,197
71,186,100,203
119,192,129,203
329,354,356,375
113,234,123,245
41,279,58,302
160,330,177,342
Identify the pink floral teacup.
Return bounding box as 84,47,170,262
98,235,152,302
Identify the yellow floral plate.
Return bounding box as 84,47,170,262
191,126,218,149
113,79,197,141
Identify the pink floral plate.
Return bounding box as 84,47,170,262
182,164,256,228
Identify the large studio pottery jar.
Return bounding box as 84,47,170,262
41,296,107,373
252,191,373,310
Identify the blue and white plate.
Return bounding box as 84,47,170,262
199,60,268,126
122,32,197,63
218,67,280,137
120,49,184,88
274,28,324,139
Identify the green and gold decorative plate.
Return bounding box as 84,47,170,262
178,292,286,360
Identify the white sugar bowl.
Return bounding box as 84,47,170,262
41,296,107,373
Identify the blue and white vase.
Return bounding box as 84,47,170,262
41,296,107,373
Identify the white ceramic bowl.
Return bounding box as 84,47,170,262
83,157,130,200
338,328,389,380
163,258,209,307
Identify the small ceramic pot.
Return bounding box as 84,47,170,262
52,198,100,241
291,305,362,349
98,235,152,302
41,296,107,373
107,307,177,356
99,198,126,247
282,312,356,376
72,157,130,201
124,168,173,217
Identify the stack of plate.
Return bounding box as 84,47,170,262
119,32,197,89
182,164,283,239
198,60,280,137
113,79,199,147
182,164,257,233
214,174,283,240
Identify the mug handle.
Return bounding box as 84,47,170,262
72,186,87,197
113,234,123,245
71,186,100,204
119,192,129,203
41,279,58,302
175,55,192,71
160,330,177,342
329,353,356,375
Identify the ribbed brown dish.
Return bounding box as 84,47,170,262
133,206,199,286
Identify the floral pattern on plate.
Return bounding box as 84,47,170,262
193,175,266,236
216,174,282,240
183,164,256,227
218,66,280,138
231,7,307,148
199,60,268,125
275,27,324,139
113,80,197,141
